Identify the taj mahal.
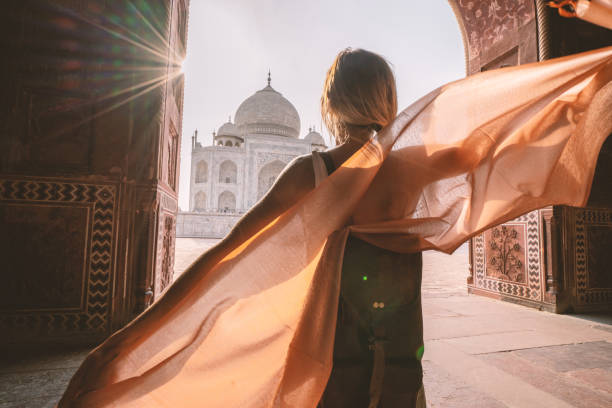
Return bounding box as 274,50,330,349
176,73,327,238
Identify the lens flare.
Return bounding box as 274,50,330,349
16,0,187,141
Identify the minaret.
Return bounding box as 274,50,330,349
192,129,198,150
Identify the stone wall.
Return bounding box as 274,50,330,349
176,212,242,239
186,134,314,240
0,0,189,345
455,0,612,313
189,134,313,213
449,0,537,75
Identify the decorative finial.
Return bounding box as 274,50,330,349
309,126,312,132
228,115,231,123
213,129,216,137
267,69,271,86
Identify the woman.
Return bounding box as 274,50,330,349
315,48,426,408
61,48,415,408
60,45,612,407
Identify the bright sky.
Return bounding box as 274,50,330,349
179,0,466,210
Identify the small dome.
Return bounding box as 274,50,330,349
217,121,240,137
234,79,300,138
304,129,326,146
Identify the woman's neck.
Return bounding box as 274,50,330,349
326,133,371,168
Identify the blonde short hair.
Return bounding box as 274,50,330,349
321,48,397,145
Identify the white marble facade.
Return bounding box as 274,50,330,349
177,75,327,238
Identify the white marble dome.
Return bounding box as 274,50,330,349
217,121,240,137
303,129,326,146
235,83,301,138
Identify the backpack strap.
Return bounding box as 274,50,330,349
311,151,334,187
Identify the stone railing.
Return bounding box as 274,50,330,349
176,211,244,239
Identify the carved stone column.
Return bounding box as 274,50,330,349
467,238,474,285
541,208,560,298
0,0,189,345
451,0,612,312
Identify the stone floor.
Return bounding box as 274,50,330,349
420,246,612,408
1,239,610,407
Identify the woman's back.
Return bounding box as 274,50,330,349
315,151,425,408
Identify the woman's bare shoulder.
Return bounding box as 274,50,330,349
194,153,317,269
287,153,315,172
272,153,316,197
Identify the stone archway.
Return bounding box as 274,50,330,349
194,191,206,211
219,160,237,183
449,0,612,314
196,160,208,183
447,0,537,75
218,191,236,212
0,0,189,344
12,0,606,347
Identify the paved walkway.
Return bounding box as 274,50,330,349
421,245,612,408
1,239,610,407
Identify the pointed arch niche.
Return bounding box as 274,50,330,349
218,191,236,212
219,160,237,184
194,191,207,211
195,160,208,183
257,160,285,200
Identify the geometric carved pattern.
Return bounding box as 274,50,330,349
0,178,116,338
473,210,542,301
160,215,175,292
574,209,612,305
167,122,179,191
155,190,177,298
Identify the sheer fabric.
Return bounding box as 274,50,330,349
315,151,425,408
60,46,612,408
576,0,612,30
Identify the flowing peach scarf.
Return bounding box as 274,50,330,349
60,46,612,407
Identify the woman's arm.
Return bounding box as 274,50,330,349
59,155,317,406
423,131,494,181
172,154,316,288
118,154,317,335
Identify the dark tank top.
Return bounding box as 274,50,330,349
317,151,424,408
